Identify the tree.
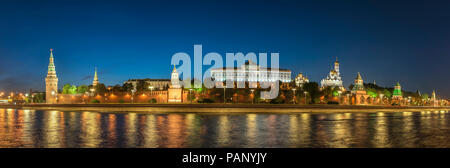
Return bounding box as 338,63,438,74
62,84,71,94
122,83,133,92
302,82,320,104
421,93,429,100
77,85,89,94
136,80,148,92
95,83,108,94
383,89,392,98
69,85,77,94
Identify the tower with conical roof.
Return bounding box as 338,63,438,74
351,72,368,105
392,82,403,99
168,65,182,103
93,67,99,86
431,90,438,106
170,65,180,89
45,49,58,104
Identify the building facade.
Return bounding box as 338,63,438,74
45,49,58,104
210,61,291,85
124,79,170,91
321,58,345,91
294,72,309,87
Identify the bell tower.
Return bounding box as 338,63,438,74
45,49,59,104
334,57,340,75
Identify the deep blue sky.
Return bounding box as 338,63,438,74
0,0,449,98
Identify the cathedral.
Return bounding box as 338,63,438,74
45,49,58,104
294,72,309,87
320,58,345,91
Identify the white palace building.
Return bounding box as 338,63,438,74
211,61,292,84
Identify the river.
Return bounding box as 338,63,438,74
0,108,449,148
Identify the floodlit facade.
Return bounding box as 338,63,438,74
294,72,309,87
124,79,170,91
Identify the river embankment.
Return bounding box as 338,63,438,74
0,104,448,113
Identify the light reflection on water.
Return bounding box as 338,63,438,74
0,108,449,148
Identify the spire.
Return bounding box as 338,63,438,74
47,49,56,75
50,48,54,58
356,72,362,80
94,67,98,79
172,65,177,73
93,67,99,86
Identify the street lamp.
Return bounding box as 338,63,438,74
304,91,308,105
148,86,154,95
223,84,226,104
189,88,193,104
131,89,136,103
337,90,342,104
250,89,255,104
292,88,296,104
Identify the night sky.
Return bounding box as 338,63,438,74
0,0,449,98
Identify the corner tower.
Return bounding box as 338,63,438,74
45,49,58,104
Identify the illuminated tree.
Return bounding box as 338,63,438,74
77,85,89,94
62,84,71,94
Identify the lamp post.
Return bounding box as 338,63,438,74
292,88,296,104
251,89,255,104
337,90,342,104
223,84,226,104
304,91,308,105
189,88,193,104
148,86,154,95
131,89,136,103
379,93,384,105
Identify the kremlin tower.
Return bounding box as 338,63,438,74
168,65,182,102
93,67,99,86
351,72,368,105
45,49,59,104
392,82,403,99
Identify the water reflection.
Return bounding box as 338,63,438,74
0,108,449,148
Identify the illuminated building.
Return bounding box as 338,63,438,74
294,72,309,87
93,67,99,86
320,58,345,91
210,60,292,84
45,49,59,104
168,66,183,103
392,82,403,99
351,72,369,105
